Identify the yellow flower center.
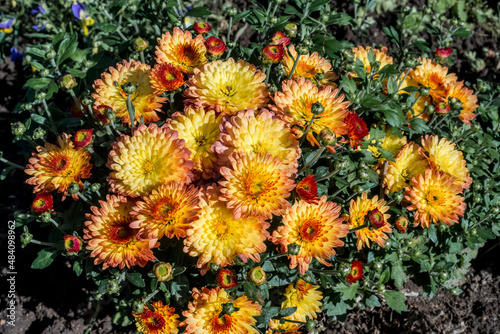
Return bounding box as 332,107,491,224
425,190,443,206
300,220,321,242
400,168,409,181
141,160,156,176
245,173,268,200
215,220,230,238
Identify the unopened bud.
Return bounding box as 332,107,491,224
133,37,149,52
59,74,77,90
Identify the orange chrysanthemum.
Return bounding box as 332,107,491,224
193,22,211,34
184,58,269,116
366,127,407,164
25,133,92,201
84,195,157,270
263,44,285,63
168,107,222,180
351,46,393,77
92,59,166,125
155,27,208,74
295,174,319,204
344,111,369,149
219,152,296,220
205,36,226,56
281,45,338,86
271,31,290,46
107,123,193,198
271,77,349,147
212,108,300,172
134,300,180,334
344,192,392,250
181,287,262,334
405,168,466,228
447,80,478,124
410,58,457,103
281,279,323,322
130,182,200,242
73,129,93,149
384,142,429,193
270,197,349,274
183,185,269,274
346,260,363,284
150,63,186,94
420,135,472,190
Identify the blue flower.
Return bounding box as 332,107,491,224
10,47,24,62
33,24,47,31
71,1,94,35
0,18,15,34
31,5,46,15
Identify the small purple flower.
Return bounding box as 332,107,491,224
71,1,87,19
31,5,46,15
0,18,16,33
33,24,47,31
10,47,24,62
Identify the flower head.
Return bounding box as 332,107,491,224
71,1,94,35
271,31,291,46
92,59,167,125
410,58,457,103
344,192,392,250
280,280,322,322
295,174,319,204
184,58,269,116
405,168,466,228
281,45,338,85
193,22,211,34
93,105,111,124
263,45,285,63
0,18,16,34
447,80,478,124
184,185,269,274
25,133,92,200
32,192,53,214
150,63,186,94
395,215,409,233
420,135,472,190
270,197,349,274
249,266,266,285
366,127,407,164
351,46,393,77
205,36,226,56
73,129,93,149
10,47,23,62
435,48,453,59
217,268,238,289
84,195,157,269
155,27,207,74
344,111,369,149
107,123,193,197
368,209,385,229
64,235,83,255
219,152,296,220
181,287,262,334
346,260,363,284
153,262,174,281
134,300,180,334
384,142,429,193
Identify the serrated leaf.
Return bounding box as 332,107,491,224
378,147,396,162
341,75,356,95
337,282,359,300
126,272,146,287
280,306,297,317
379,267,390,284
381,107,405,128
185,6,211,17
365,294,380,307
23,77,52,90
32,248,58,269
383,291,407,314
171,275,190,306
453,27,472,38
391,264,407,290
408,117,430,133
254,306,281,324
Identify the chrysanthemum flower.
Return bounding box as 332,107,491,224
395,215,409,233
344,192,392,250
366,127,407,164
73,129,93,149
384,142,429,193
217,268,238,289
267,319,300,333
93,105,112,124
154,262,174,281
219,152,296,219
205,36,226,56
92,59,167,125
351,46,393,77
181,287,262,334
107,123,193,197
410,58,457,103
168,107,222,180
32,192,54,213
346,260,363,284
405,168,466,228
295,174,319,204
130,182,200,242
420,135,472,190
193,22,211,34
435,48,453,59
271,77,349,147
248,266,266,285
263,45,285,63
25,133,92,201
150,63,186,94
270,197,349,274
134,300,180,334
435,101,451,114
271,31,291,46
84,195,157,269
447,80,478,124
281,45,338,86
63,235,83,255
183,58,269,116
155,27,208,74
280,280,323,323
344,111,369,149
184,185,269,274
212,109,300,172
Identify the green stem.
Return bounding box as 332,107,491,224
84,300,102,334
226,16,233,43
143,290,159,304
140,51,145,64
77,192,95,206
30,239,57,247
287,54,301,80
0,157,25,170
41,99,59,135
50,218,66,234
432,111,453,130
316,168,339,182
298,146,325,174
177,0,187,30
262,253,288,263
309,268,340,275
87,147,106,165
169,92,175,115
330,184,349,198
126,93,136,126
265,64,272,83
427,113,439,128
68,89,87,118
299,114,316,146
349,223,369,233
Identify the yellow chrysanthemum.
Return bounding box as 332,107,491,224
270,197,349,274
271,77,349,147
410,58,457,103
183,185,269,275
92,59,167,125
281,45,338,86
219,152,296,220
181,287,262,334
398,76,431,121
183,58,269,116
25,133,92,201
366,127,407,164
168,107,222,180
84,195,157,270
134,300,180,334
447,80,478,124
107,123,193,197
344,192,392,250
267,320,300,333
420,135,472,190
130,182,200,242
351,46,393,77
405,168,466,228
155,27,208,74
384,142,429,193
212,108,301,172
281,280,323,323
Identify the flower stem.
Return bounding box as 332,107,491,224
176,0,187,30
41,99,59,135
298,146,325,174
0,157,25,170
330,184,349,199
309,268,340,275
30,239,57,247
287,54,301,80
84,299,102,334
262,253,288,263
50,218,66,234
316,168,339,182
349,223,369,233
226,16,233,43
77,192,95,206
299,114,316,146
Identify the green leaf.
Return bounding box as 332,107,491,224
378,148,396,162
326,12,352,26
280,306,297,317
365,294,380,307
58,117,84,128
379,268,390,284
185,6,211,17
73,261,83,276
96,23,117,33
171,275,190,306
23,77,52,90
234,10,251,22
340,76,356,95
1,166,14,180
408,117,430,133
31,113,47,125
126,272,145,287
243,282,263,304
386,76,398,95
380,107,405,128
32,248,58,269
361,94,382,108
45,80,59,100
383,291,407,314
56,33,79,65
337,282,359,300
427,224,438,244
453,27,472,38
254,305,281,324
391,264,407,290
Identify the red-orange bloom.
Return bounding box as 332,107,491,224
217,268,238,289
263,45,285,63
73,129,93,149
395,216,409,233
271,31,290,46
435,48,453,59
193,22,211,34
344,111,368,148
150,63,186,94
346,260,363,284
93,105,111,124
368,208,385,229
64,235,83,255
435,101,450,114
205,36,226,55
296,174,319,204
32,192,53,214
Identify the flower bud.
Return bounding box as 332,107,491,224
249,266,266,285
287,243,301,256
82,95,94,106
269,17,278,25
448,97,462,110
106,279,121,295
93,105,112,124
425,104,435,114
90,183,101,192
419,86,430,96
271,31,290,46
227,8,237,17
268,84,278,94
284,23,298,37
73,129,93,149
395,215,409,233
153,262,174,281
59,74,77,90
35,90,47,100
305,319,316,331
263,44,285,63
217,268,238,288
297,44,309,55
357,169,369,181
368,208,385,229
121,82,138,95
315,72,325,81
21,232,33,248
11,121,26,137
40,68,50,77
32,127,47,140
476,80,489,93
40,211,51,223
310,101,325,115
221,302,236,315
435,47,453,59
64,235,83,255
334,158,349,171
133,37,149,52
435,102,450,114
205,36,226,57
193,22,212,34
320,128,336,147
68,182,81,195
46,50,56,59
